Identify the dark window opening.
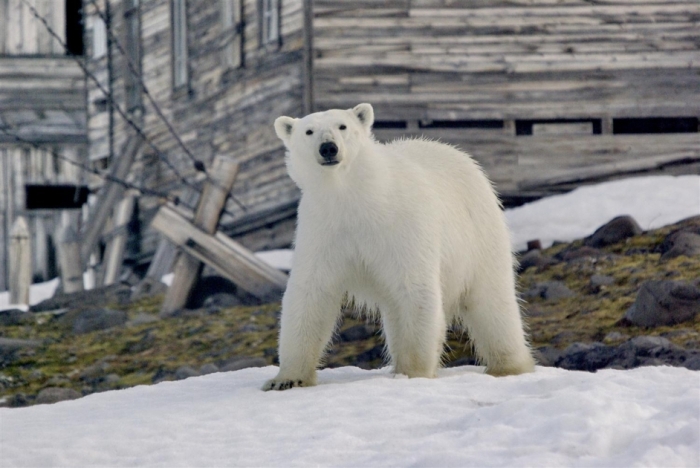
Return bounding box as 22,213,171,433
373,121,407,130
419,120,504,130
65,0,84,55
516,119,601,136
613,117,699,134
25,184,90,210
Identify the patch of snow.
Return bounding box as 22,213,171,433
0,278,59,311
255,249,294,271
505,175,700,251
1,365,698,467
160,273,174,287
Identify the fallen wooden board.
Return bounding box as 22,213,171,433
151,203,288,303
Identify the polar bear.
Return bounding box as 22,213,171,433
263,103,535,391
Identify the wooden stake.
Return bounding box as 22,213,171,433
57,223,84,294
9,216,31,305
160,157,240,316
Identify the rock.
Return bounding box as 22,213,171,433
533,346,562,367
523,281,575,301
557,342,618,372
175,366,200,380
590,274,614,288
660,232,700,261
199,363,219,375
557,246,606,262
188,275,258,309
35,387,81,405
46,375,71,386
623,281,700,327
59,308,128,335
130,277,167,302
80,362,112,382
0,309,34,326
127,313,160,327
584,215,643,248
683,355,700,371
339,324,374,342
526,239,542,251
0,337,42,353
31,283,132,312
517,250,557,273
202,293,242,309
602,331,629,345
219,357,267,372
356,344,384,364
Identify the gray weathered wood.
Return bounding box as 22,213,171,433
80,134,142,265
9,216,31,305
102,194,136,286
57,223,84,294
151,203,287,302
160,158,240,316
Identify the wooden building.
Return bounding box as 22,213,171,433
7,0,696,285
0,0,87,290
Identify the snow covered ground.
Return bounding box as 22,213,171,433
1,365,698,467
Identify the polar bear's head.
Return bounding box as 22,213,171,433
273,103,374,187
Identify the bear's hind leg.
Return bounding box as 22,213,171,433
461,278,535,376
382,283,446,379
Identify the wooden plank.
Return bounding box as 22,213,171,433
160,157,240,315
151,204,287,303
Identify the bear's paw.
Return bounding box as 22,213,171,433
262,378,309,391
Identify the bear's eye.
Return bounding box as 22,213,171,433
306,129,313,135
339,124,347,130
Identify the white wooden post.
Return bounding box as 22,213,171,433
9,216,31,305
57,223,84,294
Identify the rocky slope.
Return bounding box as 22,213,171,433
1,216,698,407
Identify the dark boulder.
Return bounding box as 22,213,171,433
31,283,131,312
59,308,128,335
623,280,700,327
584,215,642,248
523,281,575,301
0,309,35,326
659,232,700,261
35,387,81,405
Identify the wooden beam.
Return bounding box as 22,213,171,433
80,134,142,265
102,194,136,286
160,157,240,315
151,204,287,303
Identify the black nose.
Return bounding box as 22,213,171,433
319,142,338,160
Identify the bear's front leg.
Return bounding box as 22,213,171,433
263,274,342,391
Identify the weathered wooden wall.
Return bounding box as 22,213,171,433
0,1,88,290
84,0,305,267
313,0,700,196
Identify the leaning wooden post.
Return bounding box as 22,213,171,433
57,223,84,294
160,157,239,316
102,193,136,286
9,216,31,305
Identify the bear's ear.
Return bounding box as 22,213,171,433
274,116,297,144
352,103,374,131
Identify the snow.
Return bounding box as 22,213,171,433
1,365,698,467
505,174,700,251
0,277,58,311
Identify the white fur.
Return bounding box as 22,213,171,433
264,103,535,391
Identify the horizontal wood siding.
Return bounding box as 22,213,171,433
313,0,700,192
